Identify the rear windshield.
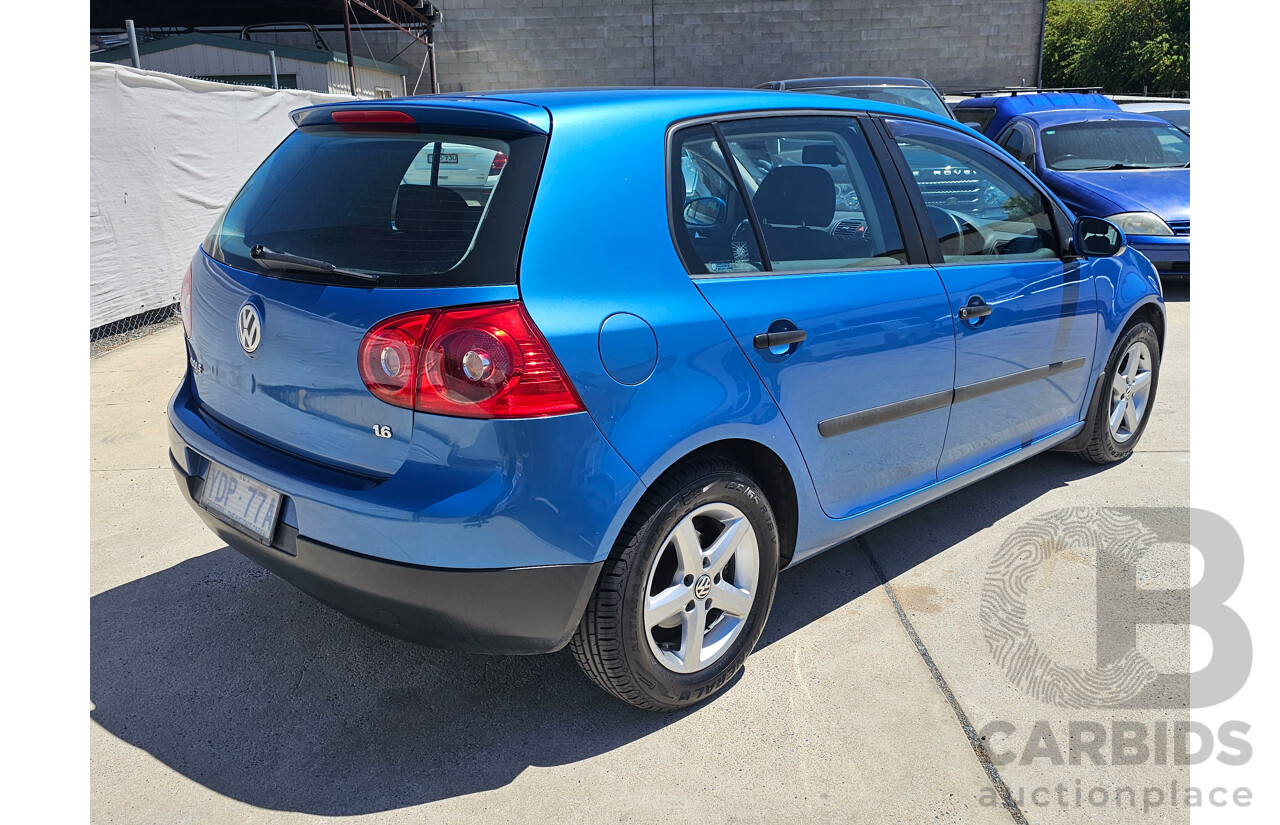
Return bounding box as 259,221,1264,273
204,126,546,287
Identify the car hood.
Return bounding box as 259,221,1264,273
1044,167,1189,223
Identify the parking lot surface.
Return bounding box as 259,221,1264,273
91,287,1189,824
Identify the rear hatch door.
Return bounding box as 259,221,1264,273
187,101,548,477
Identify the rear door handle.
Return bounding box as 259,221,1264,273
957,297,993,322
753,329,807,349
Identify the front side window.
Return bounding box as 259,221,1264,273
1040,120,1190,170
999,124,1034,168
887,118,1059,264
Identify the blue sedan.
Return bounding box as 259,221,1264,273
991,109,1190,279
167,88,1165,710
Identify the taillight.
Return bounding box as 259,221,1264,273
488,152,508,176
330,110,415,124
180,264,193,338
358,302,584,419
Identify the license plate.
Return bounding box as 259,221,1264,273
199,461,282,544
438,153,458,163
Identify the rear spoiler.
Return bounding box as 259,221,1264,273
290,99,550,135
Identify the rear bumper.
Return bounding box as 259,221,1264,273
1129,235,1189,278
172,452,603,654
167,370,642,570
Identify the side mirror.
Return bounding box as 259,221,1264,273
684,196,727,228
1074,217,1126,257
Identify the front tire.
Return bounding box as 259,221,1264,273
570,458,780,711
1077,321,1161,464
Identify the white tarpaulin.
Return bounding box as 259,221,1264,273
89,63,351,329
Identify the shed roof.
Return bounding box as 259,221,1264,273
90,32,406,76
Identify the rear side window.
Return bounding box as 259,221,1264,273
955,107,995,133
204,126,546,287
674,126,762,275
670,116,907,277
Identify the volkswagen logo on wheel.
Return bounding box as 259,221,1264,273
237,303,262,356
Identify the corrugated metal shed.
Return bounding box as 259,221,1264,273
91,32,405,97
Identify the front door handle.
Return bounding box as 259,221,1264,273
957,297,993,322
753,328,807,349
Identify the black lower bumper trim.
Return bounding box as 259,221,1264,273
172,453,603,655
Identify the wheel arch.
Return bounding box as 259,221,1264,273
1056,294,1165,454
645,438,801,570
1128,299,1166,350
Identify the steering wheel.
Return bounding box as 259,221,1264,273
1049,153,1079,166
927,206,986,257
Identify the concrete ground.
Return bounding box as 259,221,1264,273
91,286,1190,824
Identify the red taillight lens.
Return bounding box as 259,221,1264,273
357,302,584,419
488,152,508,176
358,313,433,409
180,264,193,338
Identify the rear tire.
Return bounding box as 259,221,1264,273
570,458,780,711
1077,321,1161,464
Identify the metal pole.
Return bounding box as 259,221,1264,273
427,23,438,95
1035,0,1048,88
125,19,141,68
343,2,357,96
269,50,279,90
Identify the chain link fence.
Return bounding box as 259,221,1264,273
90,303,182,357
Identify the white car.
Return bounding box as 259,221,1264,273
402,142,507,193
1118,101,1190,134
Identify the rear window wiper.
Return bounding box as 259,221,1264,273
250,245,380,283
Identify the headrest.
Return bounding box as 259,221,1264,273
395,185,470,234
752,166,836,228
801,144,840,166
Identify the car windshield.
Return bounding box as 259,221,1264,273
1041,121,1190,171
803,86,951,119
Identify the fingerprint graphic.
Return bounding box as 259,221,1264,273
981,508,1160,707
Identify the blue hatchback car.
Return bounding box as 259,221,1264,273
989,109,1190,279
168,89,1165,710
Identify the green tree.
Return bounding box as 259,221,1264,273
1042,0,1104,88
1042,0,1189,95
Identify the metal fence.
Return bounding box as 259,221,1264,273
90,303,181,357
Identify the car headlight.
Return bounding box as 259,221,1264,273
1105,212,1174,237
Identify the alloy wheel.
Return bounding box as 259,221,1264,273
642,503,760,674
1109,340,1154,443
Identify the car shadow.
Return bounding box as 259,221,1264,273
757,450,1111,643
91,451,1108,815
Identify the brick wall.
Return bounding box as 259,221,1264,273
313,1,1045,95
